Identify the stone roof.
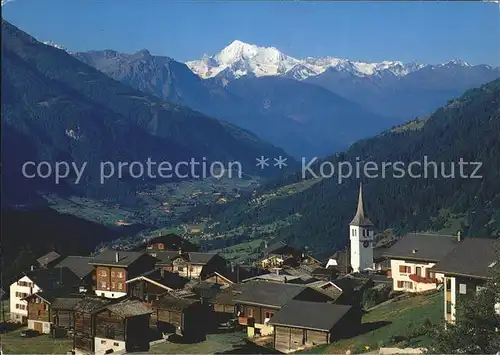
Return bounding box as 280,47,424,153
37,251,62,267
106,299,153,317
90,250,145,267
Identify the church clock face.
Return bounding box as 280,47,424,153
363,241,370,248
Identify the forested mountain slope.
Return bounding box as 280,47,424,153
2,20,290,204
195,79,500,256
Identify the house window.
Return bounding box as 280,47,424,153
117,272,123,278
177,267,184,272
112,282,116,289
101,340,106,344
415,267,422,277
397,281,413,289
426,270,434,279
44,304,48,311
15,304,19,309
38,310,41,316
247,308,254,318
111,271,115,277
114,342,119,346
399,265,411,274
446,301,453,314
100,270,107,277
101,282,107,289
158,243,164,250
118,283,123,290
190,266,194,272
459,283,467,294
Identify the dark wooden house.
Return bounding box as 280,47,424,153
234,281,334,337
270,301,360,353
73,296,116,354
89,250,157,299
126,269,188,303
151,294,206,341
94,299,152,354
23,292,55,334
155,251,227,280
51,296,83,336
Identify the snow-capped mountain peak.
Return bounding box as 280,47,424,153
187,40,299,79
43,40,70,53
186,40,428,80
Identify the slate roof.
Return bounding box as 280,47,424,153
37,251,61,267
431,237,499,279
152,294,198,311
263,242,301,256
270,300,352,331
73,296,115,313
233,281,307,308
210,284,244,306
106,299,153,317
152,250,179,265
25,267,81,290
55,256,94,279
51,296,84,310
22,289,73,303
90,250,145,267
383,233,458,262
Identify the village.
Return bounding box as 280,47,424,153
2,185,499,355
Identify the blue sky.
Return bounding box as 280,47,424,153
2,0,499,65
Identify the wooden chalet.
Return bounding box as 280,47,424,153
51,296,84,336
94,299,152,354
73,296,116,355
89,250,157,299
234,281,334,337
23,291,59,334
155,251,227,280
126,268,188,303
270,301,360,353
145,234,199,252
151,294,207,341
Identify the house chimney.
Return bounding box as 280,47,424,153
115,252,119,263
457,231,461,242
30,265,34,272
412,249,418,254
178,247,182,255
275,268,280,276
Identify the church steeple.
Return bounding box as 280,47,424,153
349,183,373,227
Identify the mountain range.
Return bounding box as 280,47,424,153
187,40,500,118
72,41,499,158
2,20,290,204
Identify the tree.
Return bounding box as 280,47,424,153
427,257,500,354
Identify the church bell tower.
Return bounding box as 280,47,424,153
349,183,374,273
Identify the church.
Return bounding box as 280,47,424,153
326,184,377,274
349,184,375,273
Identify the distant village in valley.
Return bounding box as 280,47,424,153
2,185,499,354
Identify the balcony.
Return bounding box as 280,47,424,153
409,274,437,284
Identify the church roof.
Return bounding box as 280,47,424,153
349,184,374,227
